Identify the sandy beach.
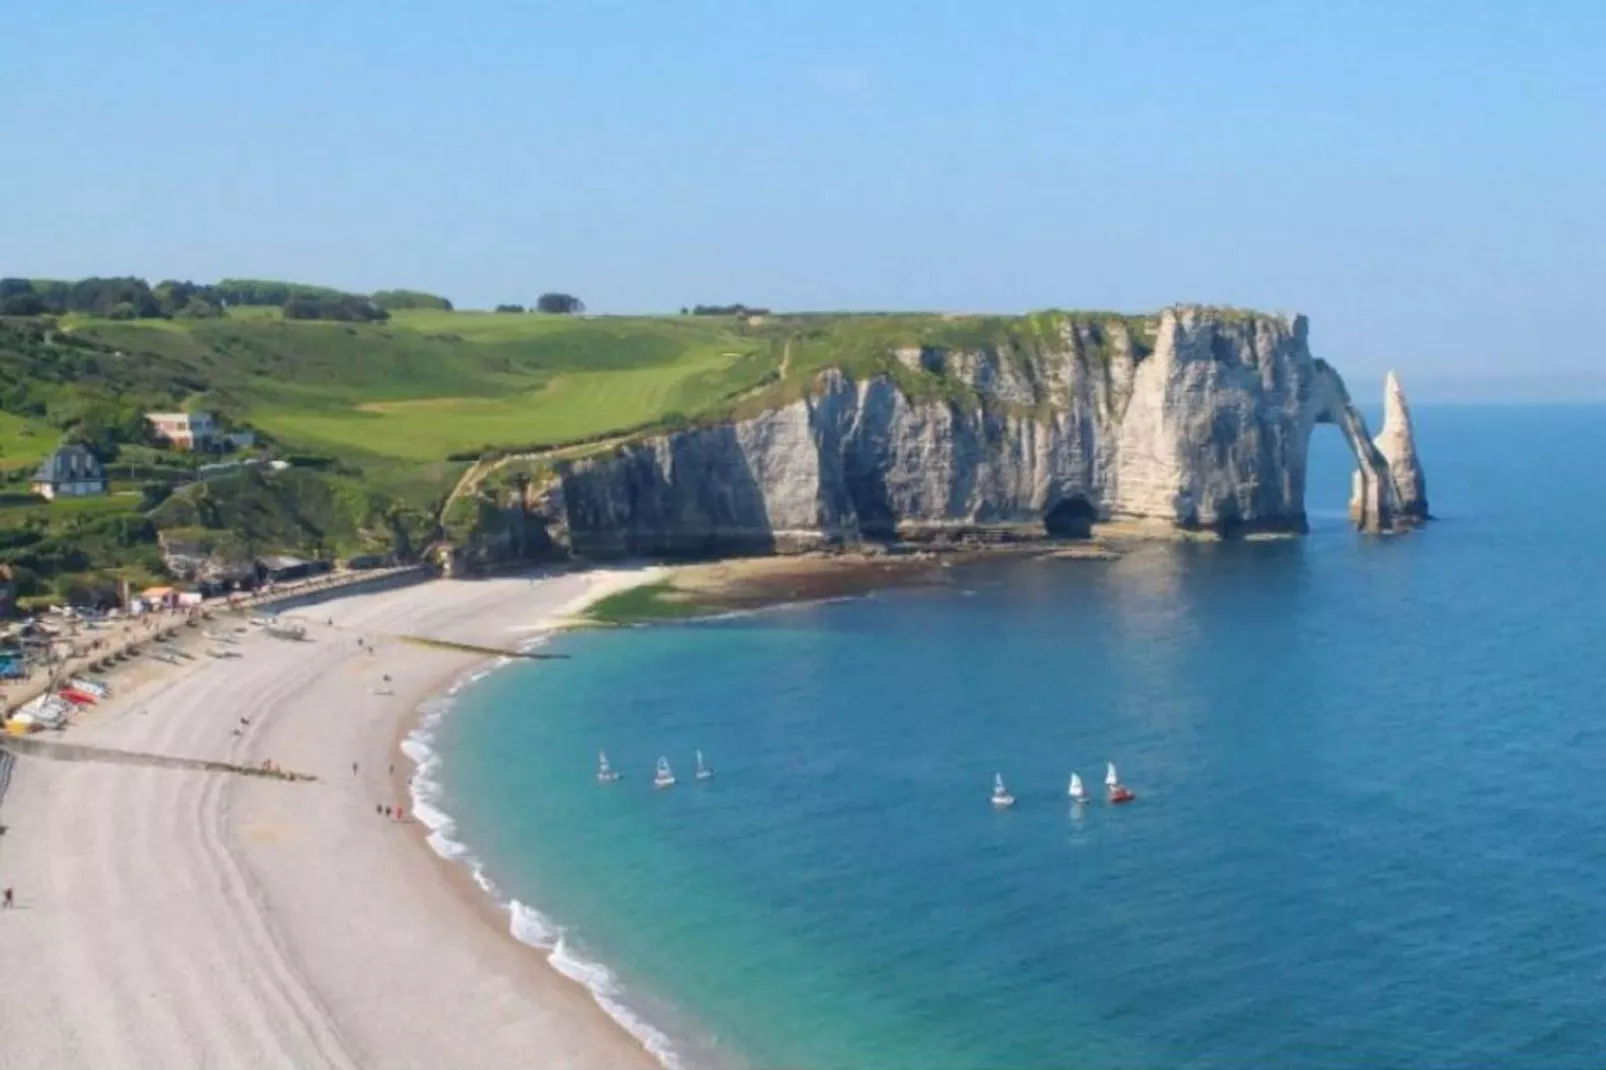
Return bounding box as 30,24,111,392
0,568,663,1070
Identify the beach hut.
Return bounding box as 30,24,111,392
140,586,180,611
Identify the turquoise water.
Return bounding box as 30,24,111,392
425,406,1606,1069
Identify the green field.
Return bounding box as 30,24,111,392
252,329,772,461
0,411,55,473
60,311,781,458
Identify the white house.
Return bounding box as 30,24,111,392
145,410,218,451
31,444,107,500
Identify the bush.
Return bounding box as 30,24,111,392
690,303,770,317
282,293,389,323
372,289,453,311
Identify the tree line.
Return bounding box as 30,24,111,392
493,293,585,315
683,303,771,317
0,276,458,323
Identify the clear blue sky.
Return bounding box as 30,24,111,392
3,0,1602,396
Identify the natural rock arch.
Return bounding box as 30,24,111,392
1314,367,1428,532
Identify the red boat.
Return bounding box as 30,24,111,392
57,689,98,706
1105,761,1135,804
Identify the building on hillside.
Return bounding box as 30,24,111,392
342,552,393,571
256,555,328,584
30,444,107,500
145,410,218,451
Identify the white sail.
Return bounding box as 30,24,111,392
1069,773,1084,798
599,750,611,772
695,749,713,779
1105,762,1119,787
994,773,1006,794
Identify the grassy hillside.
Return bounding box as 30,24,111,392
66,310,780,460
0,302,1156,604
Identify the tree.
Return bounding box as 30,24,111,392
174,296,223,319
67,277,163,318
0,292,47,316
282,293,389,323
371,289,453,311
215,278,346,307
535,293,584,315
494,304,526,314
154,280,226,317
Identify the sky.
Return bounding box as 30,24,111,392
3,0,1603,398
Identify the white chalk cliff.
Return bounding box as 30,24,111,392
528,306,1425,557
1350,369,1428,524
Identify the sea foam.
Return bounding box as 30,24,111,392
404,649,685,1070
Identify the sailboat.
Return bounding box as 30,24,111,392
596,751,621,783
694,749,714,781
1105,761,1135,804
653,756,677,789
991,773,1016,808
1068,772,1087,803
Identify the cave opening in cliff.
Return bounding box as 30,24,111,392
1043,495,1096,538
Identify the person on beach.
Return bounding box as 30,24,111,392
3,887,13,908
352,761,359,776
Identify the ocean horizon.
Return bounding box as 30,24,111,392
412,403,1606,1069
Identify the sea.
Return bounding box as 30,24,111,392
408,404,1606,1070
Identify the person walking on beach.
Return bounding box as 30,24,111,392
352,761,359,776
3,887,13,908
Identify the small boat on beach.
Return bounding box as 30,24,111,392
1105,761,1135,804
694,749,714,781
1068,772,1087,803
653,756,676,789
991,773,1016,808
597,751,621,783
68,677,110,699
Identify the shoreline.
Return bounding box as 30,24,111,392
0,568,668,1070
382,547,1131,1066
0,548,1115,1069
385,568,699,1069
